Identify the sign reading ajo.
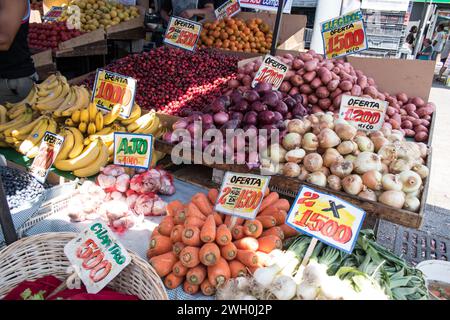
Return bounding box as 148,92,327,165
239,0,293,14
286,186,366,254
214,172,271,220
91,69,137,119
321,9,368,59
113,132,153,170
43,6,64,22
215,0,241,20
29,131,64,184
164,16,202,52
252,54,289,90
339,95,387,132
64,221,131,294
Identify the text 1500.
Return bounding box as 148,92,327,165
218,187,263,209
327,29,364,54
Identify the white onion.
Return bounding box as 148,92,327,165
342,175,363,195
354,152,382,174
355,136,374,152
358,189,378,201
318,166,330,177
417,142,429,159
302,133,319,151
303,153,323,172
403,195,421,212
285,148,306,163
307,172,327,187
283,162,301,177
318,128,341,149
287,119,308,134
398,170,422,193
382,174,403,191
344,154,357,163
378,145,397,162
396,142,421,161
387,132,403,144
298,166,309,181
380,163,389,175
323,148,344,168
327,175,342,191
270,144,287,163
334,123,357,140
362,170,382,191
282,133,302,151
337,141,354,155
412,164,429,179
379,190,406,208
389,158,412,174
330,160,353,178
371,136,389,152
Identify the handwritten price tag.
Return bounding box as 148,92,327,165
64,221,131,294
163,16,202,52
321,10,368,59
29,131,64,184
252,55,289,90
215,0,241,20
239,0,293,13
214,172,270,220
91,69,137,119
286,186,365,253
114,132,153,170
43,6,64,22
339,95,387,132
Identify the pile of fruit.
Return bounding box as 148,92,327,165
28,22,84,52
62,0,140,32
199,17,273,54
0,166,45,210
83,47,238,115
0,73,166,178
148,189,299,296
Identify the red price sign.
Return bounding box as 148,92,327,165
91,69,137,119
215,0,241,20
214,172,270,220
321,10,368,59
64,222,131,294
164,17,202,51
252,55,289,90
286,186,365,253
339,95,387,132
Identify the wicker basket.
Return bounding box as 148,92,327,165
0,233,168,300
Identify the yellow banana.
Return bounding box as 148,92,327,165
95,112,104,131
119,104,141,125
108,142,114,156
0,105,7,123
11,115,45,137
25,145,40,159
56,129,74,161
88,126,113,142
78,121,87,134
18,118,49,155
54,138,101,172
36,80,64,103
5,85,37,109
71,110,81,123
87,122,97,135
65,119,75,127
139,115,160,135
47,118,57,133
0,111,32,132
133,112,156,133
60,86,90,117
88,102,98,122
80,109,89,123
0,141,9,147
8,104,26,119
126,112,154,132
73,140,109,177
103,104,122,126
67,127,84,159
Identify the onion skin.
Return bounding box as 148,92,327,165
381,174,403,191
412,164,429,179
403,195,421,212
330,160,353,178
282,133,302,151
337,141,354,155
283,163,301,178
298,166,309,181
318,128,341,149
354,136,375,153
358,189,378,201
323,148,344,168
342,175,363,195
362,170,383,191
306,172,327,187
303,153,323,172
354,152,382,174
287,119,308,134
398,170,422,193
302,133,319,151
334,123,357,140
379,191,406,209
327,175,342,191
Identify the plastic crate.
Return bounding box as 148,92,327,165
363,11,405,25
366,24,404,37
367,35,400,50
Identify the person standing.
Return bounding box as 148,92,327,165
0,0,37,104
418,38,433,60
432,24,447,61
437,39,450,81
160,0,226,24
405,25,418,50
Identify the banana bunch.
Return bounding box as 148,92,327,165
0,105,7,124
0,107,34,148
68,102,104,135
4,84,38,110
17,117,58,158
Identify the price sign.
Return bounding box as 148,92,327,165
114,132,153,170
28,131,64,184
163,16,202,52
252,55,289,90
339,95,387,132
214,172,270,220
286,186,365,253
43,6,64,22
91,69,136,119
215,0,241,20
64,221,131,294
321,10,368,59
239,0,293,13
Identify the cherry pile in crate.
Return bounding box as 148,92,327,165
28,22,84,52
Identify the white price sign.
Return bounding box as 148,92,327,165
339,95,387,132
29,131,64,184
252,54,289,90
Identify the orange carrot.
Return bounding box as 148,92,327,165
200,215,216,243
261,226,285,240
220,242,237,261
207,257,230,286
166,200,184,216
234,237,259,251
164,272,184,289
192,193,213,215
236,249,259,267
183,281,199,295
186,202,206,220
264,187,270,197
173,210,187,225
172,260,188,277
182,226,201,246
243,219,263,238
184,216,205,228
258,206,279,217
179,246,200,268
224,216,244,227
272,210,287,226
231,225,245,240
173,242,186,257
170,225,184,243
186,265,207,285
274,198,290,211
257,235,283,253
207,188,219,205
199,243,221,266
149,251,178,277
280,224,299,238
259,192,279,212
256,215,277,229
213,212,223,226
215,224,232,245
158,216,175,236
147,235,172,258
200,279,216,296
255,251,269,266
229,260,247,278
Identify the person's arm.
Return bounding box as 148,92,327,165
0,0,27,51
180,1,214,19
